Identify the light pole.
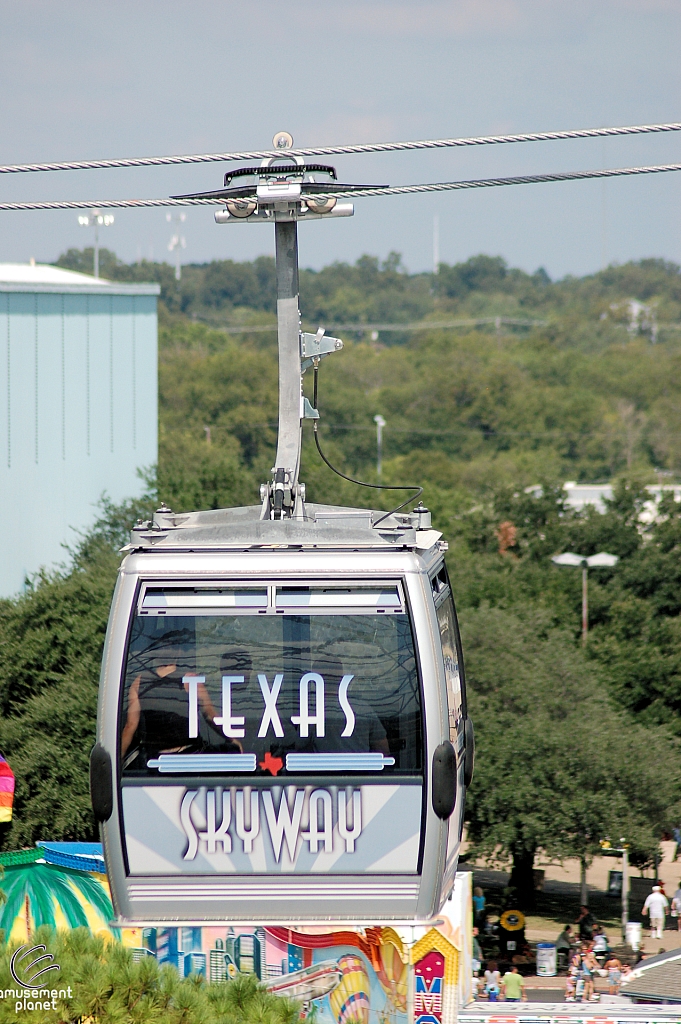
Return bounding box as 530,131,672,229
77,209,114,278
433,215,439,275
622,841,629,940
166,212,187,281
600,838,629,940
551,551,619,645
373,414,386,481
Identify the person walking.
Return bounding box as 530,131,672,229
643,885,669,940
604,955,622,995
472,926,483,965
672,882,681,931
576,905,596,943
501,966,526,1002
672,827,681,862
473,886,486,928
580,947,598,1002
484,961,501,1002
592,926,609,955
556,925,574,970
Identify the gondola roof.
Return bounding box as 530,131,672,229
126,503,444,554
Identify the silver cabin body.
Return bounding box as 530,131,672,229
96,502,467,926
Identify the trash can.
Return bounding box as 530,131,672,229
625,921,642,950
536,943,557,977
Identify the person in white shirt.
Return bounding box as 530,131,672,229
484,962,501,1002
643,885,669,939
592,926,609,955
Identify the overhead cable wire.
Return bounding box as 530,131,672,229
306,161,681,198
0,197,218,211
3,160,681,212
1,121,681,175
216,317,548,334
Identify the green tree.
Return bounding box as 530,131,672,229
0,927,300,1024
462,604,681,905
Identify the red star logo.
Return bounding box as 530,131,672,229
259,751,284,776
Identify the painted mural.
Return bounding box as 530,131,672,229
0,842,472,1021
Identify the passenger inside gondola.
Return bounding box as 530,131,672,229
299,657,390,755
120,635,224,767
120,607,422,775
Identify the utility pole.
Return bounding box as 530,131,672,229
432,215,439,276
622,842,629,941
601,133,608,271
78,209,114,277
580,856,588,906
600,838,629,941
374,414,386,481
582,565,588,647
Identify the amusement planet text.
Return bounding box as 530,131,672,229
1,986,73,1015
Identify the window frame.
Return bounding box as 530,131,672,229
118,575,425,781
137,580,406,618
430,562,467,724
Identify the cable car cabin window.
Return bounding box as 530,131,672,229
433,574,465,742
120,583,422,778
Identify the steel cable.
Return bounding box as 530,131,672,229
2,160,681,211
1,121,681,175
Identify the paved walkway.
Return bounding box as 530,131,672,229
463,847,681,954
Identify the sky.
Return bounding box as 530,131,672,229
0,0,680,279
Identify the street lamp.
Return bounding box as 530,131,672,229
166,212,187,281
373,414,386,481
600,837,630,941
77,209,114,278
551,550,619,646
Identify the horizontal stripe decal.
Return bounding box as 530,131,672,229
130,885,419,901
147,754,257,773
286,753,396,771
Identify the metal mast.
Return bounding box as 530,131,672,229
272,218,302,516
213,132,357,519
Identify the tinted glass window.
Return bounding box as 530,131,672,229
436,591,464,741
120,593,422,778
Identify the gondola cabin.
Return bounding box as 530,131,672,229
91,501,473,925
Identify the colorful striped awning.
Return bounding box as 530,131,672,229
0,755,15,822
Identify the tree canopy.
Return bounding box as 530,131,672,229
0,248,677,900
462,603,680,898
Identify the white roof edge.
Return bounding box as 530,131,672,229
0,262,160,295
0,282,160,295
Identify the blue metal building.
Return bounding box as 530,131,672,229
0,263,159,596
